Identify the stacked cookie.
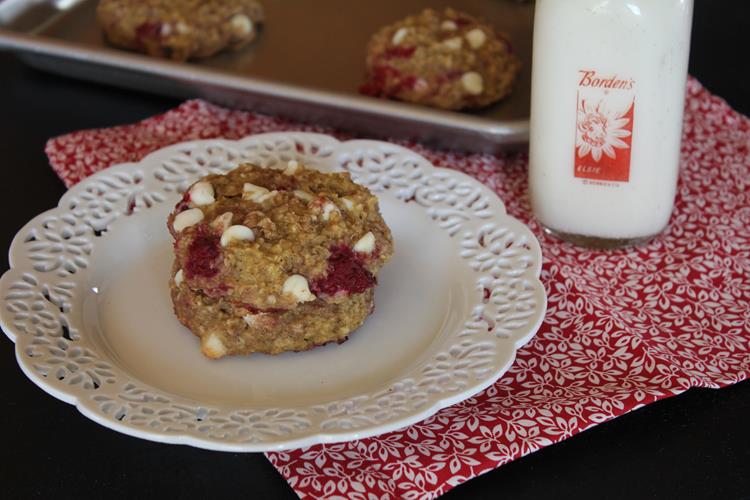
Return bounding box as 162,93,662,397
168,163,393,358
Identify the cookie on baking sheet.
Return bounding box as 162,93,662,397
167,162,394,358
361,8,521,110
96,0,264,61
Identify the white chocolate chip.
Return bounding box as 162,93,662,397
188,181,215,206
461,71,484,95
230,13,253,37
441,20,458,31
243,182,265,194
391,27,409,46
294,190,314,202
174,269,184,286
243,183,271,202
321,202,340,221
255,190,278,203
282,275,316,303
176,21,190,34
341,197,355,210
442,36,463,50
353,231,376,254
284,160,300,175
173,208,204,232
201,334,227,358
211,211,233,232
465,28,487,49
267,294,277,305
243,314,258,327
220,225,255,247
160,23,172,37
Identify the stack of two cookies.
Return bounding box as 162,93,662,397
168,162,393,358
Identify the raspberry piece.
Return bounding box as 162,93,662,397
311,246,376,296
184,227,222,279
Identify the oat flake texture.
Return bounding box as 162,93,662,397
45,77,750,499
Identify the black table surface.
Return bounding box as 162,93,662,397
2,1,749,498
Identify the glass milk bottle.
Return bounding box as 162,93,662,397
528,0,694,248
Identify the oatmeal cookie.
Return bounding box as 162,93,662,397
96,0,264,61
168,162,393,358
361,8,520,110
172,284,375,357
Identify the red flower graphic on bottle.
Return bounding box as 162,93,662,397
573,71,636,183
576,100,632,162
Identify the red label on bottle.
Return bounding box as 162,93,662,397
573,70,635,183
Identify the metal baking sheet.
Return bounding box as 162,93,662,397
0,0,533,152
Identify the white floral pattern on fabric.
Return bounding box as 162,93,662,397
44,77,750,499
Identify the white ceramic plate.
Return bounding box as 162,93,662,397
0,133,545,451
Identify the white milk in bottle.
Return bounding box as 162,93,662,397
528,0,694,248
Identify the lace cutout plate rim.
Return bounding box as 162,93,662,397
0,132,546,451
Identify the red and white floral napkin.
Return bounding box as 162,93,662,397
46,78,750,499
